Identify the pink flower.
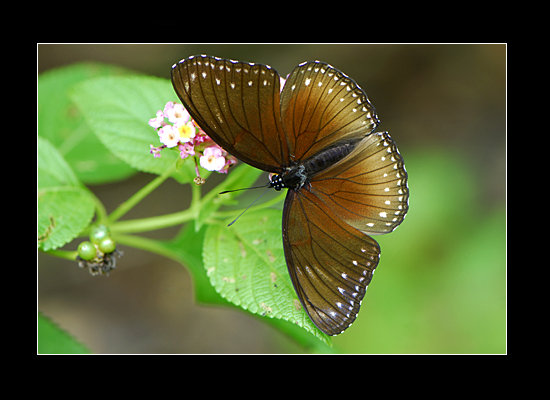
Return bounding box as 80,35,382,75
178,142,195,159
149,144,165,158
200,146,226,172
148,110,165,129
193,126,209,144
219,155,237,174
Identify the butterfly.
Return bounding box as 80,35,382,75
171,55,409,335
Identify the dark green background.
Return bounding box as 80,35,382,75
38,44,505,353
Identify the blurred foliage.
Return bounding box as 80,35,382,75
38,63,136,184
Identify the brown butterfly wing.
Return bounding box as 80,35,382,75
171,55,289,172
280,61,379,163
310,131,409,235
282,188,381,336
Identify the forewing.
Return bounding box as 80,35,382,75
280,61,379,162
171,55,289,172
282,189,381,336
310,131,409,235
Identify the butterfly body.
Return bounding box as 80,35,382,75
171,55,409,335
270,138,361,192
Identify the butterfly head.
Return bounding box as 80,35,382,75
269,173,285,191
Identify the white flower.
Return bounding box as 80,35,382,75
164,102,191,124
148,110,165,129
200,146,226,171
158,125,180,148
175,120,196,143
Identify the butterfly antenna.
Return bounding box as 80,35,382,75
219,183,269,195
226,187,271,227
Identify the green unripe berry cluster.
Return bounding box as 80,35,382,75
76,225,120,276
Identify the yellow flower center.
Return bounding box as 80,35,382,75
178,124,196,141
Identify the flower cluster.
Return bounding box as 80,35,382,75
149,102,237,180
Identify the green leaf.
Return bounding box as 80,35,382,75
37,137,95,251
38,62,136,184
38,187,95,251
37,136,80,189
203,208,331,345
38,312,90,354
70,75,194,183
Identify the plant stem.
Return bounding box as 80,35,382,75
113,233,176,260
190,181,202,212
110,208,196,234
108,164,177,224
44,249,78,261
